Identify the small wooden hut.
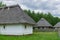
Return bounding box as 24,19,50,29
54,22,60,36
34,18,53,32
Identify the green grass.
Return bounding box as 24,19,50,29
0,32,60,40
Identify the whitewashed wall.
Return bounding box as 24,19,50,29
0,24,33,35
24,25,33,34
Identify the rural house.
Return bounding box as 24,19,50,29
54,22,60,36
0,5,35,35
54,22,60,31
34,18,53,31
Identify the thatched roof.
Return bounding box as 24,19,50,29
0,5,35,25
35,18,52,27
54,22,60,27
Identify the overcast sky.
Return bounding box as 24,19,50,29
1,0,60,17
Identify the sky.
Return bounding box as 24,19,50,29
1,0,60,17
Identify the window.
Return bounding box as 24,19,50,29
3,25,5,29
38,27,40,29
42,27,44,29
25,25,27,29
8,7,10,10
33,27,35,29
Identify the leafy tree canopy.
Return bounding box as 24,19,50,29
0,2,6,7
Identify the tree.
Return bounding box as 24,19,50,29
0,2,6,7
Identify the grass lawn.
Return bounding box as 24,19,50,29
0,32,60,40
